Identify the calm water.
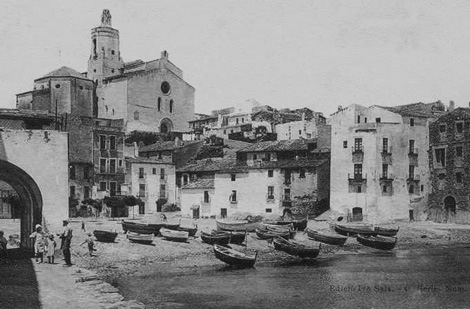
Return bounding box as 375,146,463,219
117,245,470,309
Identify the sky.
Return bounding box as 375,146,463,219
1,0,470,116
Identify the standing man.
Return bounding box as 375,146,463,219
59,220,73,266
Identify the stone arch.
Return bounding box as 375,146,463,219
159,118,173,134
443,196,456,213
0,160,43,251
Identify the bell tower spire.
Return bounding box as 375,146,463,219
87,9,123,84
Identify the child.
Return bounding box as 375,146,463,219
29,224,46,263
80,232,96,257
46,234,56,264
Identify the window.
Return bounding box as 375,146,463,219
69,165,76,180
183,175,188,185
111,50,115,55
439,124,446,133
139,167,144,178
99,135,107,150
204,191,210,203
357,186,362,193
357,115,361,123
409,140,415,154
435,148,446,166
284,188,291,201
99,181,107,191
456,122,464,134
409,184,414,194
224,130,227,134
236,118,239,124
109,159,116,174
354,164,362,179
100,158,106,173
382,185,387,193
109,182,117,196
242,118,244,123
84,186,90,199
158,152,162,159
158,97,161,111
299,169,306,178
109,136,116,150
84,166,90,179
266,153,271,161
161,81,171,95
231,174,236,181
376,118,381,123
139,184,146,197
382,164,388,179
456,146,463,157
169,100,173,113
299,130,302,136
160,184,166,198
230,190,237,202
266,208,272,213
55,84,61,89
134,111,139,120
364,117,367,123
410,118,414,126
118,159,123,167
161,168,165,180
421,185,424,192
409,165,415,179
354,138,362,152
456,172,463,184
268,170,273,177
382,138,388,153
253,154,258,161
152,168,157,175
343,141,348,148
267,186,274,199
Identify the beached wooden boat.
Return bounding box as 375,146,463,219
163,222,180,231
333,223,377,237
356,234,397,251
178,225,198,237
255,227,290,240
227,231,247,245
201,231,231,245
122,220,157,235
127,232,153,245
216,220,261,232
93,230,118,243
264,223,296,239
375,226,399,237
272,237,321,258
160,228,189,242
264,218,308,231
213,244,257,268
306,228,347,246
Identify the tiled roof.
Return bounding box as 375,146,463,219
42,66,88,80
237,139,309,153
125,157,173,164
0,109,56,120
378,102,444,118
139,140,199,152
177,158,327,173
181,179,214,189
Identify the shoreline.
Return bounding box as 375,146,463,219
68,218,470,307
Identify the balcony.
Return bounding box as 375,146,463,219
266,194,275,202
408,147,419,156
406,174,420,184
201,197,211,204
381,146,392,155
159,192,169,199
352,146,364,163
348,173,367,185
379,173,394,183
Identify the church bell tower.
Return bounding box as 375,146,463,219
87,9,124,84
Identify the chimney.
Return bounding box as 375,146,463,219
133,142,138,158
161,50,169,59
449,100,455,112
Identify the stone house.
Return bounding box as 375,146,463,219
329,102,445,222
178,139,330,218
429,107,470,223
124,157,176,215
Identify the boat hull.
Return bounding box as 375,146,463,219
93,230,118,243
216,220,261,232
375,226,399,237
160,228,189,242
213,244,257,268
255,228,289,240
273,237,320,259
334,224,377,237
356,235,397,251
264,219,308,231
306,228,347,246
178,226,198,237
122,221,158,235
201,232,231,245
128,232,153,245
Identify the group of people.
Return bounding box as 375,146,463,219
29,220,73,266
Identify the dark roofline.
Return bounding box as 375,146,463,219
34,75,91,83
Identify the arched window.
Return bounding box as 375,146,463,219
169,100,173,113
158,97,161,112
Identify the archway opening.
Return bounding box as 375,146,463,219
0,160,43,253
444,196,456,213
160,118,173,134
352,207,363,222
